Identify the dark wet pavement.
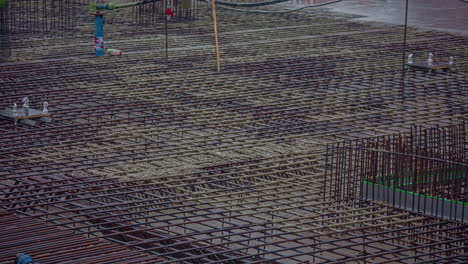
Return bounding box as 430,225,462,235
324,0,468,35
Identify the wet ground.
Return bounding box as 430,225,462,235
288,0,468,35
323,0,468,35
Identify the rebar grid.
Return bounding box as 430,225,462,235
0,0,80,33
325,123,468,222
0,209,164,264
0,0,198,34
325,123,467,196
1,3,468,264
1,170,468,264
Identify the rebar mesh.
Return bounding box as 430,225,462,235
325,123,468,222
0,3,468,264
0,0,198,33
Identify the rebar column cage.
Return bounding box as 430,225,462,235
131,0,198,24
324,123,468,222
0,0,198,33
0,0,80,33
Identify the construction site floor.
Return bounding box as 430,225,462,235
0,1,467,263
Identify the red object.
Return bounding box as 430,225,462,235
165,8,174,18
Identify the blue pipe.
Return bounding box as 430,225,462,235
96,4,114,10
94,14,104,56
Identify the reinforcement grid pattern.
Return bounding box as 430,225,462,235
0,4,467,264
0,0,198,33
324,124,467,202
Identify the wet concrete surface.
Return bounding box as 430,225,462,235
324,0,468,35
289,0,468,35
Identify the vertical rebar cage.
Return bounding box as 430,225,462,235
0,0,199,33
0,0,80,33
131,0,198,24
0,0,10,61
324,123,468,222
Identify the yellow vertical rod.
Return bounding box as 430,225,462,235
211,0,221,72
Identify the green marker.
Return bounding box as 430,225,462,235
107,49,123,56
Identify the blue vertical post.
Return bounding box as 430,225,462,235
94,13,104,56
